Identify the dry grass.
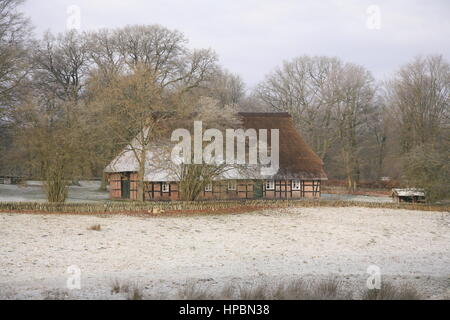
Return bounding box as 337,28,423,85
177,281,216,300
237,284,267,300
127,285,144,300
43,289,69,300
0,287,16,300
110,280,143,300
177,279,423,300
22,279,424,300
178,278,352,300
87,224,101,231
273,278,352,300
362,283,421,300
111,279,126,294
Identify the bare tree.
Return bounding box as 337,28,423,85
387,55,450,200
87,65,169,201
23,30,93,187
0,0,32,113
256,56,342,162
32,30,90,103
83,25,221,197
12,95,88,202
331,64,376,191
167,97,242,201
87,64,227,202
114,25,186,74
106,25,218,91
86,29,123,81
256,56,377,190
362,96,389,180
204,69,245,108
0,0,33,176
388,55,449,153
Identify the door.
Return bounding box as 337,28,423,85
121,174,131,199
254,180,263,199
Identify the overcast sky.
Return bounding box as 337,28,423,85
23,0,450,89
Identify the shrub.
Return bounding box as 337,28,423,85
127,285,144,300
44,176,68,203
111,279,128,294
110,280,143,300
362,283,421,300
43,289,69,300
403,143,450,203
178,281,215,300
88,224,101,231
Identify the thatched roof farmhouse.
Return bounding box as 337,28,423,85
105,112,327,201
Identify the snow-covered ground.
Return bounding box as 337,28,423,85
321,193,392,203
0,207,449,300
0,181,109,203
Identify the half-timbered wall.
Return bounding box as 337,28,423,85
201,181,255,200
108,174,321,201
145,182,180,201
108,173,138,200
129,173,138,201
109,173,122,199
143,181,255,201
263,180,321,199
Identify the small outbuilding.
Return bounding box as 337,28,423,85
391,188,426,203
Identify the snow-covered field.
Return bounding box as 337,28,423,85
0,181,109,203
321,193,392,203
0,207,449,300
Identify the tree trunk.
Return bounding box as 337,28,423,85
99,173,108,191
137,149,146,202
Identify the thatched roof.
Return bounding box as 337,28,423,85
105,112,327,181
104,146,251,182
239,113,327,180
104,148,177,182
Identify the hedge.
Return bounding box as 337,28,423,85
0,199,448,215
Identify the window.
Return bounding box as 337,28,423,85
228,181,237,191
162,183,170,193
265,180,275,190
205,183,212,192
292,180,301,191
